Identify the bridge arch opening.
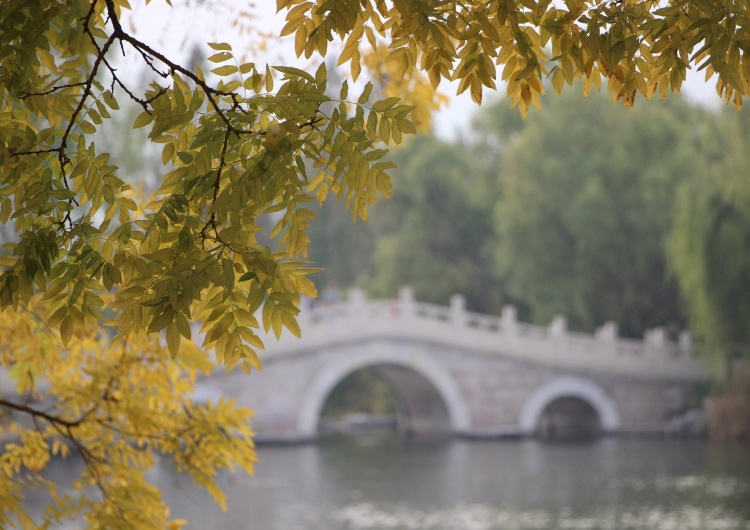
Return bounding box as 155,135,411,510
519,376,620,440
536,397,602,440
296,346,470,439
318,364,452,435
319,367,398,431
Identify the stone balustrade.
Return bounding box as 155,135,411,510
289,286,704,381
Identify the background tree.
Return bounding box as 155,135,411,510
363,135,503,313
490,89,703,337
666,106,750,440
305,197,377,290
669,107,750,362
305,133,504,313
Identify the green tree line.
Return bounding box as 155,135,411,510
308,88,750,365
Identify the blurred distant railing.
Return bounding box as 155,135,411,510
280,286,704,381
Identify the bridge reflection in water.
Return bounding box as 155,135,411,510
198,287,706,442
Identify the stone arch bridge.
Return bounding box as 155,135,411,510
202,287,706,442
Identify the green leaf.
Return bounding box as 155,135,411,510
222,258,235,290
372,97,401,112
0,199,11,224
175,312,192,340
166,321,180,358
247,287,266,313
177,151,194,164
358,82,374,104
273,66,315,82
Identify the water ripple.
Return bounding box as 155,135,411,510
333,502,750,530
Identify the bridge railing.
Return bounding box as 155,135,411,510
292,287,701,378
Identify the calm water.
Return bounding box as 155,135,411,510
24,434,750,529
149,434,750,530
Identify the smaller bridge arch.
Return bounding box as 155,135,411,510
519,376,620,435
296,343,471,438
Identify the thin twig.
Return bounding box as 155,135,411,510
200,129,232,244
20,82,89,99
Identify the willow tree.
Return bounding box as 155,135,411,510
669,108,750,365
0,0,747,526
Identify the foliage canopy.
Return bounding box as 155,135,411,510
283,0,750,115
0,311,255,528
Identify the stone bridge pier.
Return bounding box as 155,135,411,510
199,288,706,442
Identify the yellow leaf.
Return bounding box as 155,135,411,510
132,111,153,129
207,52,233,63
211,65,238,76
60,314,73,346
208,42,232,51
79,120,96,134
245,347,263,372
295,24,308,57
470,78,483,104
162,142,175,165
281,312,301,338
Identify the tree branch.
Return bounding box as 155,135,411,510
0,397,85,430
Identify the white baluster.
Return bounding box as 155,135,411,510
398,286,415,320
548,315,567,337
450,294,466,328
501,305,518,335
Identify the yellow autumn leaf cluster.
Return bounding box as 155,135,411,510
0,307,256,529
279,0,750,117
361,44,450,133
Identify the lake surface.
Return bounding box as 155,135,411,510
151,433,750,530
